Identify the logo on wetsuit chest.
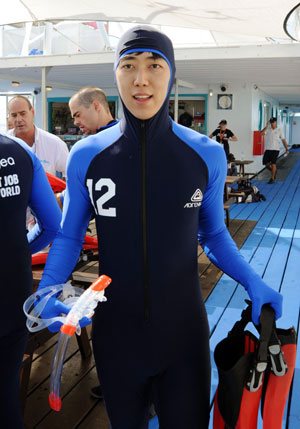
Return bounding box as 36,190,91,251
184,188,203,208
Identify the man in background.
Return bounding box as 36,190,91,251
54,87,118,212
8,95,69,177
69,86,118,398
8,95,69,229
69,86,117,135
261,117,289,184
209,119,238,158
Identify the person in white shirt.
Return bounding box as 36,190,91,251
260,117,289,184
7,95,69,177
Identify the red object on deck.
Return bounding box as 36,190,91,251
32,252,48,266
46,172,66,193
31,174,98,267
83,235,98,249
253,131,265,155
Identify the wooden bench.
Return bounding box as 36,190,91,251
224,204,230,227
228,191,245,203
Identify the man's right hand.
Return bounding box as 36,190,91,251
246,282,283,325
37,294,91,333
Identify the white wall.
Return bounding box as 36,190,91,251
291,117,300,146
206,83,253,164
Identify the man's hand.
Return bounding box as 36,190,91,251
260,121,270,135
247,283,283,325
38,295,91,333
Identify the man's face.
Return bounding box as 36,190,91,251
220,123,227,131
271,121,277,129
69,97,100,135
8,98,35,135
116,51,171,120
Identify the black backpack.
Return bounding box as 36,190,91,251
231,180,266,203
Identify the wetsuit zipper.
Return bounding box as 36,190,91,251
141,121,150,323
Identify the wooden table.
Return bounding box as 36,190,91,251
233,160,253,176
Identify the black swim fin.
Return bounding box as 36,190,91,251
213,302,296,429
213,304,270,428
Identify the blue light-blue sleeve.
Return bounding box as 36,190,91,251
39,139,93,287
172,123,282,322
196,139,264,290
38,127,121,288
17,141,62,253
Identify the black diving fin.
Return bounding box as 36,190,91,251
212,302,296,429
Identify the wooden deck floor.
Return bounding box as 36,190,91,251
25,152,299,428
207,151,300,429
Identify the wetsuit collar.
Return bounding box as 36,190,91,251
96,119,118,134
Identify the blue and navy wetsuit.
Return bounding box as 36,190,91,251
59,120,118,207
0,133,61,428
96,119,118,134
39,27,273,428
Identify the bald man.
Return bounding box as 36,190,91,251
69,86,117,135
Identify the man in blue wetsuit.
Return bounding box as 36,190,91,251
70,86,118,398
69,86,118,136
0,133,61,428
38,26,282,428
55,86,118,211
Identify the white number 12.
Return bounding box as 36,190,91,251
87,178,116,217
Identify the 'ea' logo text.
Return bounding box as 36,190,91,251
0,157,15,169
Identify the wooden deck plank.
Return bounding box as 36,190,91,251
207,160,300,428
279,211,300,429
228,179,270,219
24,332,95,427
199,219,256,300
230,161,300,221
75,400,111,429
35,367,103,428
254,152,300,182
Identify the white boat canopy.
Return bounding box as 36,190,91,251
1,0,298,40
